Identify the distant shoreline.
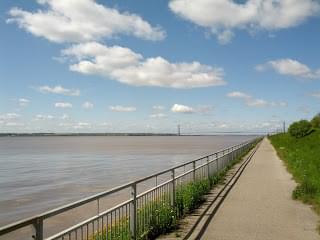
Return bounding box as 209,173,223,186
0,133,177,137
0,133,261,137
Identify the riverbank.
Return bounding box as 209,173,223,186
269,131,320,231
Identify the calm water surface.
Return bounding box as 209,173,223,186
0,135,254,226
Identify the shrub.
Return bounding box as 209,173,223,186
311,114,320,129
288,120,312,138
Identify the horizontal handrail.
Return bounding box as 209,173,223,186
0,181,134,235
137,179,173,199
46,199,133,240
175,168,195,180
134,140,247,184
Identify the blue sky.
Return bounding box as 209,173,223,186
1,0,320,133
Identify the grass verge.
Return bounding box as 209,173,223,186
269,131,320,220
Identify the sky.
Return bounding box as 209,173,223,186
0,0,320,134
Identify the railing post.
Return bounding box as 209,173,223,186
170,169,175,207
130,183,137,240
97,198,100,216
216,153,219,172
236,145,238,157
231,147,234,162
192,161,196,181
97,198,100,233
222,150,225,168
33,217,43,240
206,156,210,178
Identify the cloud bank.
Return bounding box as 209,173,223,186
227,91,287,108
54,102,73,108
169,0,320,44
256,58,320,79
38,85,80,96
8,1,226,90
18,98,30,107
62,42,226,89
8,0,165,43
171,104,195,113
109,105,137,112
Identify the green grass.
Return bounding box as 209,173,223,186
176,179,210,217
92,141,258,240
91,200,176,240
138,199,177,239
269,131,320,215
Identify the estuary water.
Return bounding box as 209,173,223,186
0,135,254,226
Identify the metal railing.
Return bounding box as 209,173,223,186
0,137,260,240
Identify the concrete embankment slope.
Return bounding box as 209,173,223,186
202,138,319,240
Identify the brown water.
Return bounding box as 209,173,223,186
0,135,254,227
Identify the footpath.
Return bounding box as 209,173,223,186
201,138,319,240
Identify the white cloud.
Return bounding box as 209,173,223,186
310,92,320,98
152,105,165,111
150,105,167,118
109,105,136,112
4,122,25,127
226,91,250,99
227,91,286,108
256,59,320,79
171,104,195,113
55,102,72,108
0,113,23,128
217,123,228,129
62,42,226,89
7,0,165,43
82,101,94,109
0,113,20,120
60,121,92,129
169,0,320,44
34,114,54,121
217,29,234,45
73,122,91,129
170,104,213,114
18,98,30,107
150,113,167,118
246,99,268,107
37,85,80,96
